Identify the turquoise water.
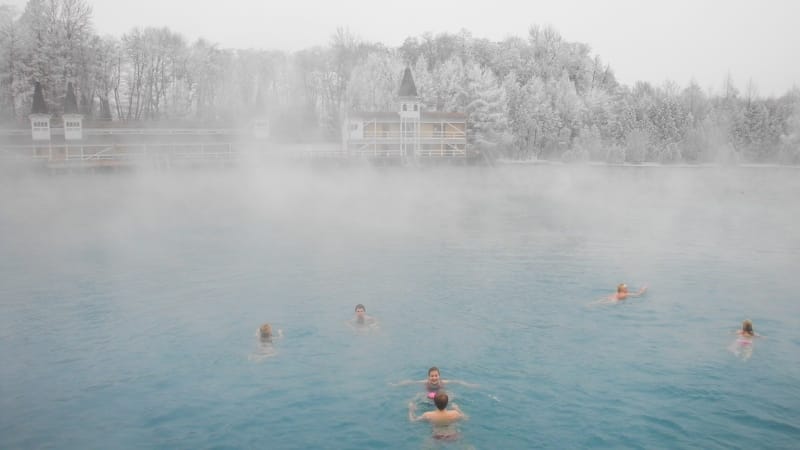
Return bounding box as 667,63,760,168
2,165,799,449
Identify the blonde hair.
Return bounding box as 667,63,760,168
742,320,754,335
259,323,273,338
617,283,627,293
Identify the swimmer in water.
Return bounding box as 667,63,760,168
592,283,648,305
392,367,479,399
249,323,283,361
347,304,378,330
408,392,467,442
729,319,764,361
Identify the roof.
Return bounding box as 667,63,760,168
398,67,418,98
31,82,48,114
64,82,79,114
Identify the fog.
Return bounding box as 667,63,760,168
2,163,799,296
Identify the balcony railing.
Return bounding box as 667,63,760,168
360,131,465,139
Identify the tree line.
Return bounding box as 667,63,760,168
1,0,799,163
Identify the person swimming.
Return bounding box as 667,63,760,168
425,367,444,398
347,304,378,330
592,283,648,304
730,319,763,360
408,392,467,442
392,366,479,401
250,323,283,361
612,283,647,300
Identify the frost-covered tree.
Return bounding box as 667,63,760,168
431,56,464,112
778,89,800,164
505,73,561,159
15,0,93,115
346,51,402,112
460,62,509,152
0,5,21,119
573,125,604,161
681,80,708,126
582,87,613,136
647,94,690,154
185,38,229,120
528,25,564,81
735,101,773,161
492,36,529,83
625,128,649,163
412,55,435,111
549,70,583,136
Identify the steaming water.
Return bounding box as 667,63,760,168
1,165,799,449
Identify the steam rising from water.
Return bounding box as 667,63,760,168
2,162,800,448
2,164,799,258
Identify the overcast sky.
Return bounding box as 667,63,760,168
9,0,800,97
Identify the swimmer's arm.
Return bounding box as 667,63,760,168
629,286,648,297
444,379,479,388
277,329,284,339
452,403,468,420
408,402,425,422
391,379,425,387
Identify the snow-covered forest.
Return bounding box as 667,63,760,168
1,0,799,163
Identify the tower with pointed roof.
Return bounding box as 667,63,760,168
398,67,420,161
29,81,51,141
63,82,84,140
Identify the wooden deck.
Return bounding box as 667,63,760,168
0,127,481,169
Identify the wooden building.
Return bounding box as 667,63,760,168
342,67,470,163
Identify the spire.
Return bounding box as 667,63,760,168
64,82,79,114
31,81,48,114
398,67,418,98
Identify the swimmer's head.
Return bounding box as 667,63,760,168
433,392,449,410
259,323,272,339
742,320,754,334
355,304,366,322
617,283,628,294
427,367,440,384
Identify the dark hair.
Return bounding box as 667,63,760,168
428,366,439,376
355,304,365,312
433,392,449,410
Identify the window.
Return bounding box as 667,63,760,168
402,104,407,111
413,104,418,111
